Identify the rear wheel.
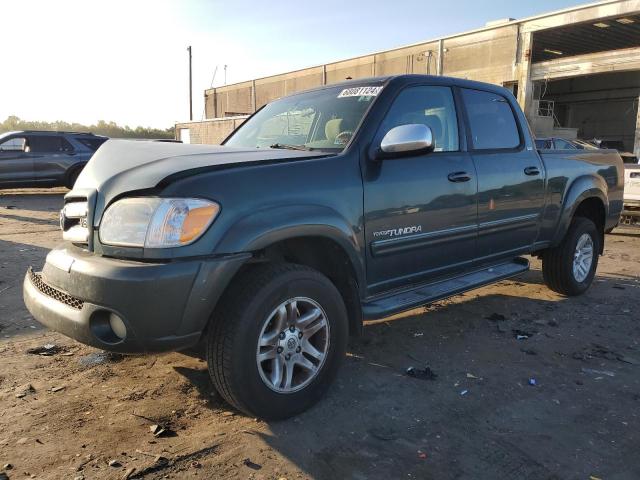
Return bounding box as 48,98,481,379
542,216,600,296
206,263,348,419
64,167,82,189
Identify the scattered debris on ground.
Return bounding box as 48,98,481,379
581,367,616,377
14,383,35,398
78,351,123,367
513,329,535,340
25,343,68,356
405,366,438,381
243,458,262,470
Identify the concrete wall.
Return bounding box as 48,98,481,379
442,25,518,84
530,47,640,82
175,116,248,145
203,29,518,121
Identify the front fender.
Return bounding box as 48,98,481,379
551,174,608,246
216,204,365,289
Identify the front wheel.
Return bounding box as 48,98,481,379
206,263,348,419
542,217,600,296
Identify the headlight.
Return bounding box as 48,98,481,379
99,197,220,248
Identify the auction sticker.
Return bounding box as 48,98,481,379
338,86,383,98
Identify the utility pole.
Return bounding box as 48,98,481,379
224,64,228,85
187,46,193,121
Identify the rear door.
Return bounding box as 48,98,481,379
461,88,545,262
363,85,478,294
29,135,76,183
0,135,33,184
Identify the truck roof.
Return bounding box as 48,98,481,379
0,130,106,137
289,74,513,98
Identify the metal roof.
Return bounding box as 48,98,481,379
533,12,640,61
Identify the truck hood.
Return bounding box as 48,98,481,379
71,139,331,221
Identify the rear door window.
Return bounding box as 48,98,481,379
28,135,75,153
76,137,108,151
461,89,521,150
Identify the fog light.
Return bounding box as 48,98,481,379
109,313,127,339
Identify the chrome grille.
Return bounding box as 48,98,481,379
28,269,84,310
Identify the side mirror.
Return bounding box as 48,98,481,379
378,124,434,159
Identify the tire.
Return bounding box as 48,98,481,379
65,168,82,189
542,216,600,296
206,263,349,419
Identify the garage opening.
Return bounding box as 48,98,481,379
532,71,639,159
531,13,640,62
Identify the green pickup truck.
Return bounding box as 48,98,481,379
24,75,624,418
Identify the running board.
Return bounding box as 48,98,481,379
362,257,529,320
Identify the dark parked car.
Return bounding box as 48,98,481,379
536,137,638,164
534,137,587,150
24,75,624,419
0,130,108,188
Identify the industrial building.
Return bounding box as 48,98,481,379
176,0,640,159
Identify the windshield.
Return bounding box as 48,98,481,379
224,83,384,151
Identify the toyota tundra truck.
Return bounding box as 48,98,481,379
23,75,624,419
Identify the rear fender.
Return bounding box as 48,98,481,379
551,175,608,246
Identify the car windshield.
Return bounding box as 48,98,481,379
224,83,384,151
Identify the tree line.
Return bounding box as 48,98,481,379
0,116,174,139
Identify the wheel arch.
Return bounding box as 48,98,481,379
552,175,608,253
64,162,86,188
252,235,363,336
214,205,365,336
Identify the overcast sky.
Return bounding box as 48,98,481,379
0,0,588,128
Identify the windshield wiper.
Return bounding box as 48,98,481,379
269,143,311,151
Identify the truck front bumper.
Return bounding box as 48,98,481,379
23,246,249,353
622,199,640,218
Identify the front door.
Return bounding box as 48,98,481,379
363,85,478,294
0,136,33,185
460,88,545,262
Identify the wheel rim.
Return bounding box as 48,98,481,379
256,297,330,393
573,232,594,282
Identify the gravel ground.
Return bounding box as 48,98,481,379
1,189,639,480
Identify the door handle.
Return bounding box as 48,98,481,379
524,166,540,176
448,171,471,182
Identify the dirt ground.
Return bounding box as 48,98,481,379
1,189,639,480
